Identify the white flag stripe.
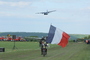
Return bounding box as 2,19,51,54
51,28,63,44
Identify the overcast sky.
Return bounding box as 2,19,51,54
0,0,90,34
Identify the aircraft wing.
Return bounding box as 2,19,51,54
36,12,45,14
36,10,56,15
48,10,56,13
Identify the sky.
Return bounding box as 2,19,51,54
0,0,90,34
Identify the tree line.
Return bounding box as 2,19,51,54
84,35,90,39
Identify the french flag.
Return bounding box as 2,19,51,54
46,25,70,48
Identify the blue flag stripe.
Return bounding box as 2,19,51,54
46,25,56,43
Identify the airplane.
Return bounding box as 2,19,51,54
36,10,56,15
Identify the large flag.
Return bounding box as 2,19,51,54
46,25,70,48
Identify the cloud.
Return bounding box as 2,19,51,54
40,0,80,3
81,7,90,10
0,1,32,7
0,11,35,18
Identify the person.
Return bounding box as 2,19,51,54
39,37,45,47
41,41,48,55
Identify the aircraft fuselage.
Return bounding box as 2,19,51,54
44,13,48,15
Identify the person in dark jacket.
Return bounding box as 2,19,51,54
40,41,48,55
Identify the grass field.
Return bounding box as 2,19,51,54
0,41,90,60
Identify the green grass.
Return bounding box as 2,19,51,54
0,41,90,60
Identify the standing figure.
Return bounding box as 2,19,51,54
41,41,47,55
